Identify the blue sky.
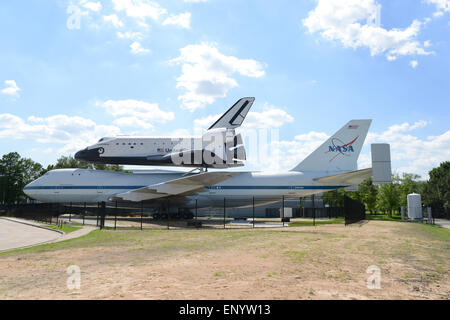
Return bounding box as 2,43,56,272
0,0,449,179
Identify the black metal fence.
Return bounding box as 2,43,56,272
0,194,359,230
344,195,365,225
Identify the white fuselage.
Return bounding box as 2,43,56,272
75,131,244,168
24,169,347,208
96,136,198,157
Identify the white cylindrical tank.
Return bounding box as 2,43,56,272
407,193,422,220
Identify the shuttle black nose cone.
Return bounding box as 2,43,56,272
74,148,86,160
75,148,100,162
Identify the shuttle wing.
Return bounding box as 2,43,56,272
314,168,372,186
110,172,240,202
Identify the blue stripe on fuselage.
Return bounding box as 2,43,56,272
24,185,346,190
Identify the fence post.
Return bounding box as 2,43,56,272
195,198,198,228
115,201,117,230
282,196,285,227
83,202,86,225
167,199,170,230
223,198,226,229
312,194,316,226
252,196,255,229
96,202,99,227
141,201,143,230
100,201,106,230
69,202,72,222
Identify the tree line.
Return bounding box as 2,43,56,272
0,151,448,217
322,162,449,218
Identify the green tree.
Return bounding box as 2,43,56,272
44,155,128,173
357,177,378,214
423,161,450,216
376,180,400,217
0,152,43,204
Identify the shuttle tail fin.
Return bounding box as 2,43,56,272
208,97,255,130
291,119,372,172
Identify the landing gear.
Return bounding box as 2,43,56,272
152,208,193,220
153,212,161,220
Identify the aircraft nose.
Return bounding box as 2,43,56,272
23,180,37,199
74,148,86,160
75,147,101,161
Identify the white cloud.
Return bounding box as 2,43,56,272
410,60,419,68
162,12,191,29
426,0,450,16
364,121,450,179
71,1,198,55
0,113,121,155
303,0,433,60
80,1,102,12
112,0,167,21
242,105,294,130
171,43,266,111
104,14,124,28
184,0,208,2
98,99,175,129
193,114,221,131
383,120,428,133
112,116,154,129
1,80,20,97
261,131,330,172
117,31,144,40
130,41,151,54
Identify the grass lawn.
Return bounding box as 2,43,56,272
365,213,402,221
40,224,81,234
0,220,448,299
289,218,344,227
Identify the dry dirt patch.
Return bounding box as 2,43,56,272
0,221,448,299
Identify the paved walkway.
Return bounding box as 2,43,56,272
0,218,97,252
59,225,97,241
434,219,450,229
0,218,62,252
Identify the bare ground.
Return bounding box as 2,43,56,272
0,220,448,300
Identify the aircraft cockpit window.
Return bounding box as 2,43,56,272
98,138,104,142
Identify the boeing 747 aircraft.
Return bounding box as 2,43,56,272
24,119,390,213
74,97,254,168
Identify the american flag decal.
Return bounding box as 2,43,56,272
348,125,359,129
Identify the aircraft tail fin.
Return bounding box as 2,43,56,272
208,97,255,130
291,119,372,172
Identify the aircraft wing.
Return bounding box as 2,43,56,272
110,172,240,202
313,168,372,186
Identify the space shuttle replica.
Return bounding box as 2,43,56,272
75,97,254,169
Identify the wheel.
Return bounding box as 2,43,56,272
182,212,194,220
